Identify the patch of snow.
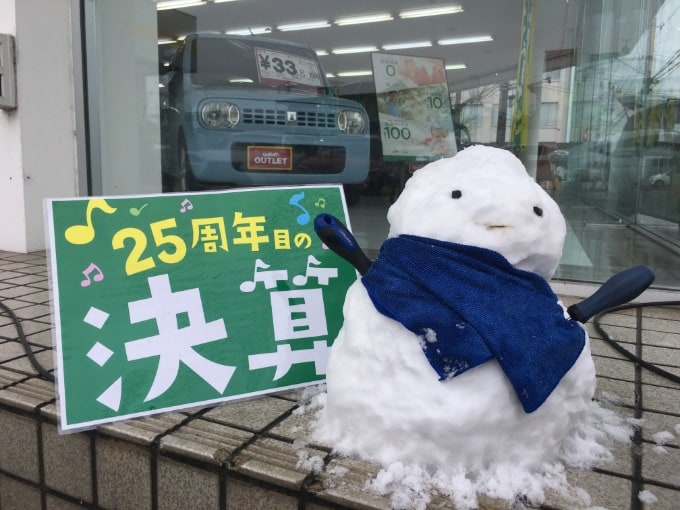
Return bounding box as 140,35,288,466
652,430,674,445
292,439,309,449
638,489,659,504
327,464,349,477
296,450,324,474
422,328,438,343
627,417,647,429
599,391,625,406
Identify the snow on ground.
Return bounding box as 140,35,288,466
297,384,632,509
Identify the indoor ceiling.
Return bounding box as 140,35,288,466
157,0,581,91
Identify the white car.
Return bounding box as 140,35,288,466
649,171,670,187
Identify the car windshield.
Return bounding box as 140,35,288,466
188,37,330,95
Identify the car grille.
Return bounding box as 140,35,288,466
296,111,335,128
241,108,286,125
240,108,336,128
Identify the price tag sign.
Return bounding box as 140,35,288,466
371,52,457,161
255,47,323,88
46,186,356,431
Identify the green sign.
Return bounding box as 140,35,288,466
46,186,356,431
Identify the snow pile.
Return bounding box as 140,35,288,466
638,489,659,505
304,147,636,508
302,386,631,509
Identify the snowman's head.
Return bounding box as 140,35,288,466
387,145,566,279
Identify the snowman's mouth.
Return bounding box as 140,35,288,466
486,224,510,230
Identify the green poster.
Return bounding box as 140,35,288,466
46,186,356,431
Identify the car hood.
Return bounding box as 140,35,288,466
192,85,362,109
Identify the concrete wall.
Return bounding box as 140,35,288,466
0,0,80,252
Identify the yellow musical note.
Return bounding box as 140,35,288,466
64,199,117,245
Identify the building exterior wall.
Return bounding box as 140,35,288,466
0,0,80,253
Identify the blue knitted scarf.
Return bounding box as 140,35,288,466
361,235,585,413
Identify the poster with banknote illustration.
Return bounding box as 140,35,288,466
372,52,457,161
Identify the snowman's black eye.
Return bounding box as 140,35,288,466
533,206,543,217
451,190,462,199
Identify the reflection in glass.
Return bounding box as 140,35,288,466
85,0,680,290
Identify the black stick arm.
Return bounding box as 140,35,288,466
567,265,655,323
314,214,373,275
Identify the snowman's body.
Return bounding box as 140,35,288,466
314,146,596,469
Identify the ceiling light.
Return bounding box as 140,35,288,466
399,5,464,19
225,26,272,35
156,0,205,10
316,50,330,56
337,70,374,77
277,20,331,31
332,46,378,55
438,35,494,45
212,0,239,3
335,13,394,26
382,41,432,51
445,63,467,70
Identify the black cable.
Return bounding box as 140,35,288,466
0,299,55,383
1,297,677,388
593,300,680,385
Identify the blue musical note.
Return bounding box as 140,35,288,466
289,192,311,225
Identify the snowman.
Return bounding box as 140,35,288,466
314,145,597,471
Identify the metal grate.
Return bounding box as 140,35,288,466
241,108,286,125
240,107,336,128
296,111,335,128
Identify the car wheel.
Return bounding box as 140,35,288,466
175,139,196,192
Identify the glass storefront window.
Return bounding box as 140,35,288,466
82,0,680,290
158,32,370,193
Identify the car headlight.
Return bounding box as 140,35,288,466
200,101,240,128
337,110,366,134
